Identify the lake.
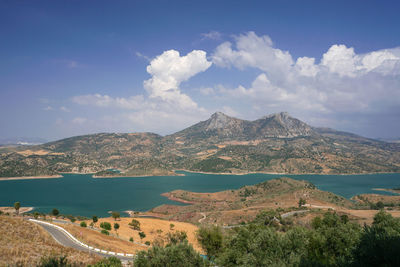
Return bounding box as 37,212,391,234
0,171,399,217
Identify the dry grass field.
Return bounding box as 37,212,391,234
74,217,202,252
0,215,100,266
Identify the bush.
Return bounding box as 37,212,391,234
145,241,151,246
101,229,109,235
80,221,87,227
100,221,112,230
139,231,146,240
129,219,141,230
129,237,134,242
38,255,68,267
88,256,122,267
134,241,210,267
167,231,187,245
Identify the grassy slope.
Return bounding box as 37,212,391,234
0,216,100,266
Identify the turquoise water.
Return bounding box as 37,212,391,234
0,171,399,217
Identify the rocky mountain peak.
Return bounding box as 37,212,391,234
206,112,240,131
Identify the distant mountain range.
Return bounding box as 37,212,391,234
1,112,399,177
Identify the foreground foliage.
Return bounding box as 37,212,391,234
196,210,400,267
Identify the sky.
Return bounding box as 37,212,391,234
1,0,400,141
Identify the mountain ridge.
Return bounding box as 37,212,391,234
1,112,399,177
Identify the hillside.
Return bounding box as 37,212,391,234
0,216,99,266
148,177,353,225
1,112,400,177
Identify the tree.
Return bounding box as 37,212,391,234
354,210,400,266
14,202,21,215
92,215,98,226
170,223,175,230
197,226,223,260
134,241,210,267
114,223,120,232
129,218,141,230
52,208,59,217
100,221,111,231
139,231,146,240
298,198,306,207
80,221,87,227
111,211,120,221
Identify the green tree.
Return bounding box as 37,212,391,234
52,208,59,216
114,223,120,232
80,221,87,227
92,215,98,226
111,211,120,221
14,201,21,215
129,218,141,230
170,223,175,230
197,225,223,260
139,231,146,240
100,221,111,231
88,256,122,267
134,241,210,267
354,210,400,266
298,198,306,207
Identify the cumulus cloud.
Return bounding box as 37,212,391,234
144,49,212,110
211,32,400,134
72,49,212,134
212,31,294,79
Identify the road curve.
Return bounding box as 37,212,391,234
29,219,134,261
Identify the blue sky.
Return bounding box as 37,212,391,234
1,0,400,141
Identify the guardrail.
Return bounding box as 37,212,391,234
29,219,134,258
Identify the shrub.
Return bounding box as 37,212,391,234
134,241,210,267
129,219,141,230
100,221,111,230
88,256,122,267
129,237,134,242
38,255,68,267
139,231,146,240
101,229,110,235
145,241,151,246
80,221,87,227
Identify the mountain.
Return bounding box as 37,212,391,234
1,112,399,177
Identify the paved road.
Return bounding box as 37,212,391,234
30,219,134,262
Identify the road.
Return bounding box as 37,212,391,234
29,219,134,262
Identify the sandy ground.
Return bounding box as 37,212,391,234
0,207,33,214
0,175,62,181
78,217,202,252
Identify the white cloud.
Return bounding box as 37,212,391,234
211,32,400,130
321,44,358,77
43,106,53,111
212,31,294,79
72,94,145,110
201,31,222,40
295,57,319,77
144,49,212,110
200,87,215,95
